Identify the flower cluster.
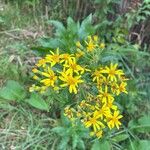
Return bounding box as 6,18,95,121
64,63,128,138
76,35,105,53
30,35,128,139
30,48,86,94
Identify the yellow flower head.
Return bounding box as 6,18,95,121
102,63,124,81
63,58,84,75
107,110,123,129
76,41,82,48
36,59,46,67
40,67,57,87
45,48,60,67
84,111,105,132
60,53,73,64
99,43,105,49
59,71,84,94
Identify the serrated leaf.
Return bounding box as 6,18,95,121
25,93,49,111
0,80,26,101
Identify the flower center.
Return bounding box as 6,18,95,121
67,76,76,85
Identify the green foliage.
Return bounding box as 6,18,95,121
51,114,89,150
128,140,150,150
129,115,150,133
0,0,150,149
34,14,96,54
125,0,150,28
25,93,49,111
91,139,111,150
0,80,26,101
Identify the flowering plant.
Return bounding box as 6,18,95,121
30,35,128,139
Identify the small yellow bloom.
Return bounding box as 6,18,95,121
95,104,111,119
36,59,46,67
84,111,105,132
86,40,96,52
60,53,73,63
99,43,105,49
107,110,123,129
104,98,118,110
93,35,98,42
40,67,57,87
33,75,39,80
76,41,82,48
92,69,103,82
75,49,85,58
45,48,60,67
90,130,103,138
64,107,74,119
59,72,84,94
98,86,114,103
116,82,128,95
63,58,84,75
102,63,124,81
32,68,38,73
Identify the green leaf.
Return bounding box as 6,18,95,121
72,134,78,149
25,93,49,111
128,140,150,150
129,115,150,133
112,133,129,142
47,20,66,36
91,140,111,150
51,127,66,136
0,80,26,101
58,136,70,150
77,139,85,150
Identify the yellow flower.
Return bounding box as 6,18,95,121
75,49,85,58
60,53,73,64
90,130,103,138
39,86,47,93
33,75,39,80
104,98,118,110
29,84,40,92
76,41,82,48
63,58,84,75
99,43,105,49
84,111,105,132
98,86,114,103
59,72,84,94
85,39,96,52
36,59,46,67
64,107,74,119
93,35,98,42
45,48,60,67
32,68,39,73
92,69,104,82
102,63,124,81
116,82,128,95
111,82,119,94
107,110,123,129
95,104,111,119
79,100,87,108
40,67,57,87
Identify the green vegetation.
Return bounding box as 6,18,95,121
0,0,150,149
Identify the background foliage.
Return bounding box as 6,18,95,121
0,0,150,149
